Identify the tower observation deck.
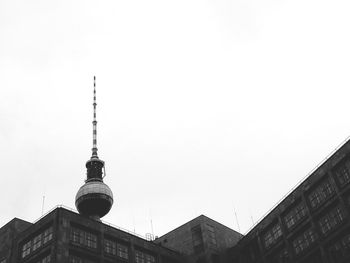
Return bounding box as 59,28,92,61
75,76,113,221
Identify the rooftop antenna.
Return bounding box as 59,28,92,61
150,219,154,237
41,195,45,216
133,216,136,234
250,210,255,226
150,209,155,237
233,206,241,233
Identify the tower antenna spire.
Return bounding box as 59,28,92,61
92,76,98,158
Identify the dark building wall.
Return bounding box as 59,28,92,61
227,139,350,263
0,218,32,262
3,207,185,263
156,215,242,263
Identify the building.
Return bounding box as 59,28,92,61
155,215,242,263
226,139,350,263
0,218,32,262
0,206,185,263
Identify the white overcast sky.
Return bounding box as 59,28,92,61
1,0,350,237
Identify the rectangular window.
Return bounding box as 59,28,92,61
135,250,155,263
263,223,283,249
191,225,204,253
32,234,42,251
104,239,116,255
334,159,350,187
70,227,97,249
318,206,346,236
22,241,31,258
117,243,129,259
86,232,97,249
284,203,307,229
43,227,53,244
292,228,317,255
308,179,335,209
21,226,53,258
207,225,217,247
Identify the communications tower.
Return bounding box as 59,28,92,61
75,76,113,221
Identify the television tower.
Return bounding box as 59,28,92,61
75,76,114,221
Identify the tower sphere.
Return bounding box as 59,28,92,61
75,180,113,219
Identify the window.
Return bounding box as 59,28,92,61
191,225,204,253
284,203,307,229
32,234,42,251
117,243,129,259
104,239,116,255
292,228,317,255
207,225,217,247
263,223,283,249
21,226,53,258
43,227,53,244
318,206,346,236
86,232,97,248
135,250,155,263
334,159,350,187
104,239,128,259
308,179,335,209
70,227,97,249
22,241,31,258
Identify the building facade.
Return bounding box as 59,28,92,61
0,207,185,263
155,215,242,263
226,139,350,263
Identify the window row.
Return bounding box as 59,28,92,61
191,225,204,253
206,224,217,247
70,227,97,249
292,228,317,255
318,206,346,236
70,249,155,263
22,226,53,258
264,206,347,256
263,223,283,249
104,239,128,259
308,178,335,209
334,158,350,187
135,250,156,263
284,202,308,230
